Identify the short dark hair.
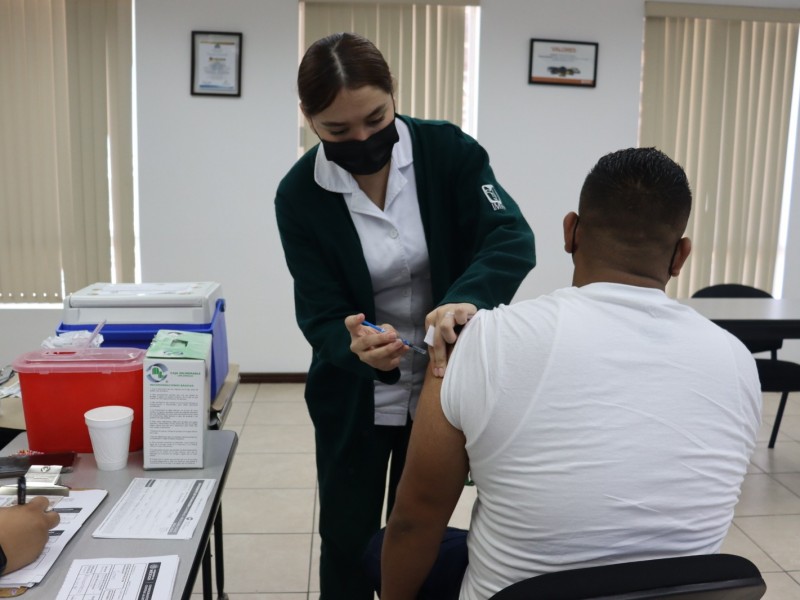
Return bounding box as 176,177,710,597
297,32,394,116
578,147,692,250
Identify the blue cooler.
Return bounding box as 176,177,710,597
57,282,229,399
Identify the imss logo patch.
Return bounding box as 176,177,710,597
481,184,506,211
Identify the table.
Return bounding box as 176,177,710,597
207,363,239,599
210,363,239,430
0,362,240,600
679,298,800,340
0,429,238,599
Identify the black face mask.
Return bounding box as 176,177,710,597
321,119,399,175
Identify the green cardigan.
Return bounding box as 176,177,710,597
275,115,535,440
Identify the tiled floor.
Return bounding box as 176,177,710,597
193,385,800,599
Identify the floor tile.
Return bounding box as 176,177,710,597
776,415,800,442
255,383,306,403
227,452,317,489
762,392,800,417
225,400,253,426
233,382,259,403
313,488,319,532
735,473,800,516
762,571,800,599
750,442,800,474
773,474,800,497
720,523,782,573
215,534,313,593
224,424,244,437
238,424,316,453
449,485,477,529
309,533,320,593
222,488,315,533
246,402,313,426
735,515,800,571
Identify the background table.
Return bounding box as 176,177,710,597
679,298,800,339
0,429,237,599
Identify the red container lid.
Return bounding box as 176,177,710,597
12,348,145,374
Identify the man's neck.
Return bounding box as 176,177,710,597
572,265,668,291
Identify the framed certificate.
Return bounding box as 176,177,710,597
191,31,243,97
529,39,598,87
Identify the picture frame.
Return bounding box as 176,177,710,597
191,31,243,97
528,38,598,87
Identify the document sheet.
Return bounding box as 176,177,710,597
0,489,108,588
93,477,216,539
55,555,179,600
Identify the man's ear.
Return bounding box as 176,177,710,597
669,237,692,277
563,212,579,254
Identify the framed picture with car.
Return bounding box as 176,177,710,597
529,38,598,87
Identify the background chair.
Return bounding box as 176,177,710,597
489,553,766,600
692,283,800,448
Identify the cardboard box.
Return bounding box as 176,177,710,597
143,330,212,469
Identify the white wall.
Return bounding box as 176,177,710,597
0,0,798,370
479,0,646,300
134,0,300,372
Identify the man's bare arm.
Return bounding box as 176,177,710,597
381,367,469,600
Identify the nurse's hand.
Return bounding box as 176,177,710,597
425,303,476,378
345,313,409,372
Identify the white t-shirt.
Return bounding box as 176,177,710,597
441,283,762,600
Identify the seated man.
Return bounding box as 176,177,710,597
378,147,762,600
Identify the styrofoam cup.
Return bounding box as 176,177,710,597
84,405,134,471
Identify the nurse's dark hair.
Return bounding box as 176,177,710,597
578,147,692,251
297,32,394,116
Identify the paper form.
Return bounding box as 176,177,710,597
55,555,179,600
0,489,108,588
92,478,215,540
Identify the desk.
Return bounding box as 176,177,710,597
0,429,237,599
0,362,241,599
210,363,239,430
679,298,800,340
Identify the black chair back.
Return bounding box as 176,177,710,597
489,554,766,600
691,284,781,355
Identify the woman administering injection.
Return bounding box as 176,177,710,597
274,32,535,599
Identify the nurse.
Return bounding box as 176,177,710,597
274,32,535,599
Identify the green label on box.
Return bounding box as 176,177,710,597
146,330,212,360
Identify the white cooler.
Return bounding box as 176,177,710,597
57,282,229,399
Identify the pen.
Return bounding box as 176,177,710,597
17,476,25,505
361,321,428,355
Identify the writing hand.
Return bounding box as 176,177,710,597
0,496,60,575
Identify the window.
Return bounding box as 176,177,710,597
299,1,480,153
640,3,799,298
0,0,135,305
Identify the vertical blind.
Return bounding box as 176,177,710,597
301,2,469,152
0,0,134,304
641,3,799,298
